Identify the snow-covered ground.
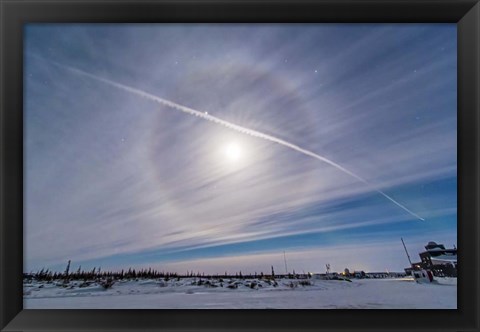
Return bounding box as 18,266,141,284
23,277,457,309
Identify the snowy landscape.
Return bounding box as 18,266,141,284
24,276,456,309
24,25,458,310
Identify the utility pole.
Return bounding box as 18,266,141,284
401,238,413,266
283,251,288,274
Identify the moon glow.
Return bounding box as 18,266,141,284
224,143,242,162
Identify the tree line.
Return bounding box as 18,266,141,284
24,261,311,283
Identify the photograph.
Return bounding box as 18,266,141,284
23,23,457,309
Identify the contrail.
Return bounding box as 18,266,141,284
49,60,425,221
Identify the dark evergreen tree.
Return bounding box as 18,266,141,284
64,260,71,277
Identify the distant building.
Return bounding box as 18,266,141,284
366,272,407,278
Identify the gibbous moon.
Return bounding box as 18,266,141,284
224,142,242,161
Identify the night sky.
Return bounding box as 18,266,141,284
24,24,457,274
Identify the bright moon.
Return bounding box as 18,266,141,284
224,143,242,161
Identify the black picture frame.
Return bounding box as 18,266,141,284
1,0,479,331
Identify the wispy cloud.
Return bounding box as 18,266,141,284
24,24,456,272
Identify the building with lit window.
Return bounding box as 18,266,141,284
405,241,457,277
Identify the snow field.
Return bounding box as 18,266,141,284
24,277,456,309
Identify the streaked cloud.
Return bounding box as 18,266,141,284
24,24,456,273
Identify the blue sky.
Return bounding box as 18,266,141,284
24,24,457,274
